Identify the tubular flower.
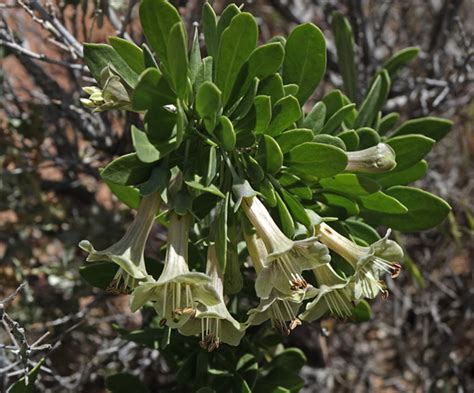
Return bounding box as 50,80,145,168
130,213,220,329
179,245,245,351
345,143,397,173
317,223,403,299
80,66,132,112
300,263,354,322
79,192,161,294
244,233,308,335
241,196,330,299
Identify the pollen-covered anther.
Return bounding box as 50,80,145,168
379,281,389,299
181,307,196,316
289,318,302,331
391,263,402,278
107,278,131,295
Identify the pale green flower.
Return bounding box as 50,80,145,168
317,223,403,299
300,263,354,321
179,245,245,350
81,66,132,112
345,143,397,173
130,213,220,328
79,192,161,294
247,289,305,335
244,233,308,334
241,196,330,299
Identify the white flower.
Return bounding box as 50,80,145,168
247,289,305,335
130,213,220,328
300,263,354,321
179,245,245,350
241,196,330,298
317,223,403,299
244,233,310,334
79,192,160,294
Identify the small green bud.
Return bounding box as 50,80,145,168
345,143,397,173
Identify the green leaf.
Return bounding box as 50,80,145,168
215,115,236,151
378,112,400,135
374,160,428,188
359,191,408,214
390,117,453,142
216,4,241,40
352,300,372,322
105,181,140,209
245,155,265,184
272,348,307,372
108,37,145,75
280,189,311,226
167,22,188,98
202,2,218,58
386,134,435,170
142,43,158,69
286,142,348,179
254,95,272,134
196,81,222,132
131,68,161,111
189,27,202,84
83,43,138,87
215,195,229,273
354,71,390,128
8,358,45,393
106,373,149,393
363,186,451,232
337,130,359,150
321,193,359,216
258,74,285,103
267,95,302,137
284,84,299,96
185,175,225,198
320,103,356,134
256,135,283,174
258,177,277,207
302,101,326,134
282,23,326,104
254,367,304,393
278,173,312,200
80,262,117,290
139,0,181,67
247,42,285,80
344,219,381,244
356,127,380,149
383,46,420,78
132,126,168,163
215,13,258,106
101,153,153,186
322,90,344,120
145,105,177,144
275,128,314,153
275,192,295,238
319,173,380,196
331,12,357,102
132,68,176,111
139,165,171,196
232,77,259,120
194,56,213,91
313,134,346,150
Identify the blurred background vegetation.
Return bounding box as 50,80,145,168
1,0,473,392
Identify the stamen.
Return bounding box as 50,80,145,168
391,263,402,278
